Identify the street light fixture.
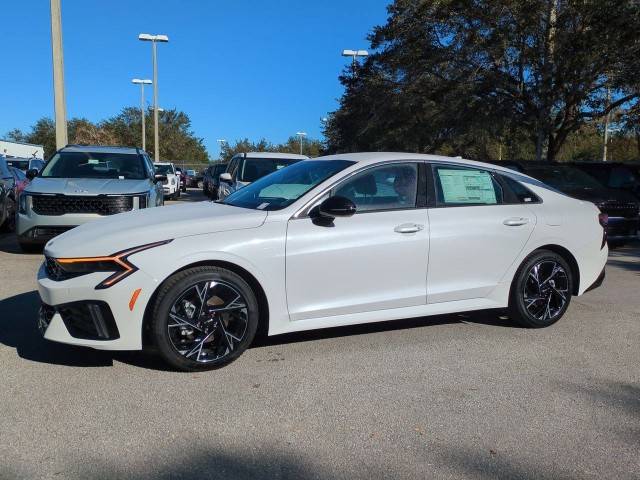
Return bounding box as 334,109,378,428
138,33,169,161
131,78,152,151
342,49,368,73
296,131,307,155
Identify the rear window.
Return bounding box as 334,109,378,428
41,152,148,180
239,158,302,182
6,159,29,170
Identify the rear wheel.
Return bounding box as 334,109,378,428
508,250,573,328
151,266,259,371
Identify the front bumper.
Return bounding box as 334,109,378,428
37,262,157,350
162,183,178,195
17,210,102,244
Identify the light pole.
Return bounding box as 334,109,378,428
296,132,307,155
131,79,152,151
138,33,169,161
50,0,68,149
341,49,368,74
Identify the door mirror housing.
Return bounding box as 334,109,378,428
219,172,232,183
26,169,38,180
317,196,356,219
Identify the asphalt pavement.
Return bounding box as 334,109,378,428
0,189,638,480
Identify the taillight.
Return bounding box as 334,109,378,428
598,213,608,227
598,213,608,249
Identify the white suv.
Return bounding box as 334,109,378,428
217,152,308,200
154,162,180,200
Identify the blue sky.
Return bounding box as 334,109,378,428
0,1,388,157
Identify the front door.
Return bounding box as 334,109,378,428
285,162,429,321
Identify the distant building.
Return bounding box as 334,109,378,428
0,139,45,159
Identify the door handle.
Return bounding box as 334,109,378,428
503,217,530,226
394,223,424,234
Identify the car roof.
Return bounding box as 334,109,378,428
314,152,529,175
61,145,142,155
240,152,309,160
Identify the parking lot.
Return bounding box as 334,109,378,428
0,189,638,480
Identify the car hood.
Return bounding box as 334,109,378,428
44,201,267,258
26,177,151,195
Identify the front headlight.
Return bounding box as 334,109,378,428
49,239,172,289
171,178,176,185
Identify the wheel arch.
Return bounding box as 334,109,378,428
530,244,581,295
141,259,270,348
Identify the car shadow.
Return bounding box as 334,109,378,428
0,289,512,371
0,232,35,255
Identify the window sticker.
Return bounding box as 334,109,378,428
438,169,497,204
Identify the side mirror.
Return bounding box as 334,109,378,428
26,169,38,180
219,172,232,183
318,196,356,219
154,174,167,184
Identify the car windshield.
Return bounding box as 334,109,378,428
41,152,148,180
6,159,29,170
524,165,604,190
223,159,355,211
154,164,175,175
238,158,302,183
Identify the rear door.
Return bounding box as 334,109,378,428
426,164,537,303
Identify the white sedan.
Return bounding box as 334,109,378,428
37,153,608,371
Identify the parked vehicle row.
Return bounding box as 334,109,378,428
37,153,607,371
205,152,309,201
487,161,640,246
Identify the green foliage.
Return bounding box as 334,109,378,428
5,107,209,162
325,0,640,161
219,137,325,162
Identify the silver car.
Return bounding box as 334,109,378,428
17,145,164,252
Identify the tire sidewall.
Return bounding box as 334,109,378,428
152,268,259,371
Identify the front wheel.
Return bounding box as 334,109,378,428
151,266,259,371
508,250,573,328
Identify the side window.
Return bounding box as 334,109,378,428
333,163,418,212
499,175,541,204
434,165,502,206
609,166,636,188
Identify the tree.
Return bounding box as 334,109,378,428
325,0,640,161
4,107,210,162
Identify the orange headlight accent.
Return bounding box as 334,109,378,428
54,240,172,289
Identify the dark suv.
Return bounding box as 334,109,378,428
202,163,227,199
514,162,639,246
571,162,640,200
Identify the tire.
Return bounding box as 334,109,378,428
176,189,181,199
150,266,259,371
508,249,573,328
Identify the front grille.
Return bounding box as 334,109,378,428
33,226,73,240
599,201,639,219
32,195,133,216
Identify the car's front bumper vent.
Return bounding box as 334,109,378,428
40,301,120,340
